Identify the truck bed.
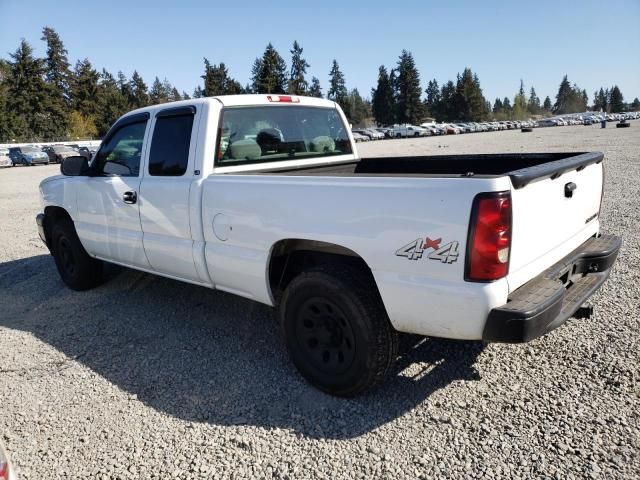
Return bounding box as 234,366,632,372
242,152,603,189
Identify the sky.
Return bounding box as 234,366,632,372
1,0,639,104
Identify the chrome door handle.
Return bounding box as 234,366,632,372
123,191,137,204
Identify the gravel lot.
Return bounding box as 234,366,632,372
1,124,639,479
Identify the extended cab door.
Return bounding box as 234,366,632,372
75,113,151,269
138,105,201,282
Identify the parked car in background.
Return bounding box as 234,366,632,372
43,144,79,164
8,145,49,166
0,148,12,168
351,131,369,142
390,125,427,137
441,123,461,134
352,129,373,140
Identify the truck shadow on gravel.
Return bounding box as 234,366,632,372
1,254,484,440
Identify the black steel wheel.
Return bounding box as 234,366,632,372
51,217,103,291
279,264,398,397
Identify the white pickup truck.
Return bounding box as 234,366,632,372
37,94,621,396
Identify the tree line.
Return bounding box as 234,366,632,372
0,27,638,143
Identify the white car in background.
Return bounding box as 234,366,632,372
390,124,428,137
0,149,12,168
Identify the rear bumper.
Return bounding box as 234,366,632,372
483,233,621,343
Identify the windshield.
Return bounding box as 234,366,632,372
22,147,41,153
216,106,352,167
53,146,75,153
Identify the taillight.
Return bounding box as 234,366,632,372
465,191,512,282
266,95,299,103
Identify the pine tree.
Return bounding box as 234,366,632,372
41,26,70,140
71,58,99,118
631,98,640,110
552,75,586,114
192,86,204,98
251,43,287,94
609,85,624,112
395,50,424,124
454,68,486,121
348,89,371,126
503,96,512,112
371,66,395,126
95,69,128,136
117,71,133,107
149,76,170,104
439,80,456,121
543,96,552,111
513,80,527,120
202,59,242,96
129,70,149,108
169,87,182,102
493,98,503,114
6,39,48,141
527,86,540,114
287,41,309,95
0,60,12,142
308,76,322,98
327,60,349,118
181,91,191,100
424,79,441,119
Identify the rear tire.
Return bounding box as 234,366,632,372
51,217,103,291
279,264,398,397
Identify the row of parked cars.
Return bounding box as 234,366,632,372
351,111,639,141
0,143,97,168
351,120,537,141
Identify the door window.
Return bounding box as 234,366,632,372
94,121,147,176
148,113,194,176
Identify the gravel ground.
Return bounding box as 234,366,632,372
1,124,639,479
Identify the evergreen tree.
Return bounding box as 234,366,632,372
117,71,133,107
192,86,204,98
631,98,640,110
71,58,99,118
251,43,287,94
527,86,540,114
512,80,528,120
181,91,191,100
502,96,512,112
149,76,170,104
439,80,457,121
169,87,182,102
347,89,371,126
6,39,47,141
308,76,322,98
424,79,441,119
493,98,503,114
327,59,349,118
454,68,486,121
202,59,242,96
95,69,128,136
41,26,71,139
543,96,552,111
129,70,149,108
552,75,586,114
371,66,395,125
609,85,624,112
0,60,12,142
287,41,309,95
395,50,424,124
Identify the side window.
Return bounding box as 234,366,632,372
94,121,147,176
148,113,194,176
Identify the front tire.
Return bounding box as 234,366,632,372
279,264,398,397
51,218,103,291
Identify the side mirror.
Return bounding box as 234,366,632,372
61,156,90,176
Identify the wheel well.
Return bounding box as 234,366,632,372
268,239,376,305
43,206,72,246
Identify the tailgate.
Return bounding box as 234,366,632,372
507,156,603,291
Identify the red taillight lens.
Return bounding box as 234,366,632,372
465,192,512,281
266,95,299,103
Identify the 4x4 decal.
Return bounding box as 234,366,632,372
395,237,460,263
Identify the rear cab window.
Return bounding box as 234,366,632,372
216,106,352,167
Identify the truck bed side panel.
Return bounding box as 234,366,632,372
201,174,511,338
